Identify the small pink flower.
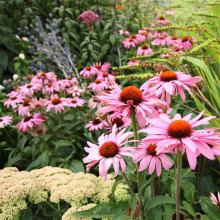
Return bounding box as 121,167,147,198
46,96,65,113
152,35,169,46
166,10,175,15
136,30,148,42
88,96,104,109
85,117,108,131
67,86,86,97
64,97,85,108
128,59,139,66
210,192,220,209
19,83,42,95
92,62,111,74
17,99,32,116
0,115,13,128
97,86,166,128
31,72,57,84
80,66,97,79
142,111,218,169
119,30,130,36
180,36,195,50
83,124,133,180
123,35,138,48
78,10,99,26
136,44,153,56
156,16,170,26
166,35,180,45
17,113,45,132
140,71,202,105
133,142,172,176
106,114,131,130
4,95,24,108
96,72,115,83
88,79,108,91
30,98,47,110
32,126,47,136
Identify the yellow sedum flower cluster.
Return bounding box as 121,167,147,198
0,166,130,220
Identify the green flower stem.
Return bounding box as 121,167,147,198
131,108,144,219
176,146,182,220
4,127,16,146
122,172,135,195
39,136,59,158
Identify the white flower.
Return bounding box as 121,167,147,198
15,35,20,40
0,85,5,91
21,37,29,42
13,74,19,81
18,53,25,59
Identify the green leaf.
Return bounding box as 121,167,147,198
0,49,8,70
66,160,84,173
100,44,109,58
72,202,129,218
183,201,196,216
20,208,33,220
110,34,116,45
145,196,175,212
55,140,72,149
199,196,220,219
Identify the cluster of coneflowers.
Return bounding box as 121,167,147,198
82,60,220,218
2,72,85,134
120,14,195,66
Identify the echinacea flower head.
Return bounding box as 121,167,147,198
119,30,130,36
80,66,97,79
127,59,139,66
180,36,195,50
156,16,170,26
16,113,45,133
133,142,172,176
32,125,47,136
85,117,108,131
136,44,153,56
210,192,220,209
87,79,108,91
64,97,85,108
46,96,65,113
152,34,169,46
0,115,13,128
123,37,138,48
140,71,202,105
97,86,166,128
83,124,133,180
142,111,218,169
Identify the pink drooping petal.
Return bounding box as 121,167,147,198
119,157,126,173
182,137,197,153
139,155,152,172
149,156,156,174
185,147,197,170
156,157,162,176
194,141,215,160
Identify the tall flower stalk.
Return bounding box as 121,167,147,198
176,145,182,220
131,108,144,219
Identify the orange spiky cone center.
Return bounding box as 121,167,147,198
160,71,177,82
99,142,119,158
168,120,192,138
120,86,143,105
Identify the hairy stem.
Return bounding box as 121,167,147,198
131,108,144,219
176,146,182,220
122,172,135,195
